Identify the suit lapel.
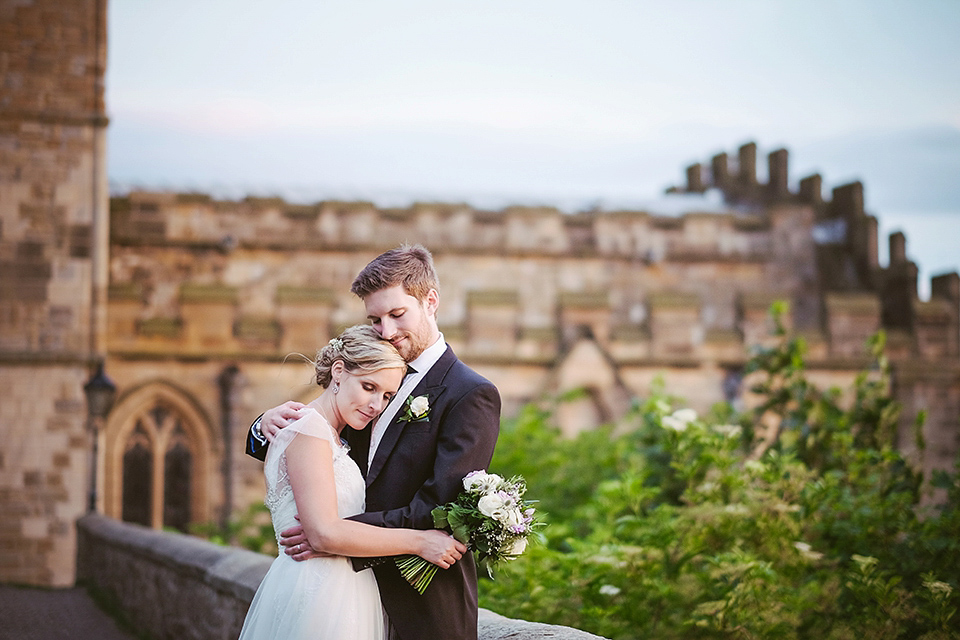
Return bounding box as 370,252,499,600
365,346,456,487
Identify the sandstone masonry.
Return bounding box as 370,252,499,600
0,0,108,586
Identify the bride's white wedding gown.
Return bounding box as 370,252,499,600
237,409,385,640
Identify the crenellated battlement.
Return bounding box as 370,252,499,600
670,141,840,209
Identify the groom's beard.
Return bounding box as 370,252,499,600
393,316,433,362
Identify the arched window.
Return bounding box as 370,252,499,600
104,384,215,531
163,423,192,532
122,422,152,526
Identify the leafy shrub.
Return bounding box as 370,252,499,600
198,305,959,638
480,305,959,639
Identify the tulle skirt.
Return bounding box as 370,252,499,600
238,552,385,640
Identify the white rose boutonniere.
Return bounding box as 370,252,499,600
399,394,431,423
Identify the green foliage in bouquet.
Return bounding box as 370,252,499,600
479,303,960,640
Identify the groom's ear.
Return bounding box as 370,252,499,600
424,288,440,318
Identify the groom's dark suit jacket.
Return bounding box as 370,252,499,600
246,344,500,640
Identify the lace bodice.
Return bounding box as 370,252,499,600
262,408,366,546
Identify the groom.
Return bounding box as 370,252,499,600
245,244,501,640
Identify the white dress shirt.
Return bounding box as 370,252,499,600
367,333,446,467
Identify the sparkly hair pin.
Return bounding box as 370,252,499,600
328,337,344,351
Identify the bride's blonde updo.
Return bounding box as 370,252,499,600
314,324,405,388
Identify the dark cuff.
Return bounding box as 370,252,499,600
351,555,391,572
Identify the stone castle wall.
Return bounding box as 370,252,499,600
0,0,108,586
104,194,825,517
107,191,817,358
101,170,959,528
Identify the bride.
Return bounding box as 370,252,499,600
237,325,466,640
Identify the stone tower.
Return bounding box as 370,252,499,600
0,0,109,586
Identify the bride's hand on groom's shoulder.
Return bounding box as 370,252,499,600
262,401,307,442
418,531,467,570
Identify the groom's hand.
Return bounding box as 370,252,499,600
279,515,332,561
261,401,307,442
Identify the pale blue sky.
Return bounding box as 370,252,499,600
106,0,960,294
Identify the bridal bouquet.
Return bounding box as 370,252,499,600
396,470,538,594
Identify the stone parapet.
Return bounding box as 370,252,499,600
76,514,608,640
109,192,780,262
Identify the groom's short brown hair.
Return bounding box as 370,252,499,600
350,244,439,302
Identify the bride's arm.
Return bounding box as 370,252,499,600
286,434,464,567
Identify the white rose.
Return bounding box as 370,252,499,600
463,471,490,492
478,494,506,519
504,508,523,527
476,474,504,495
506,537,527,556
410,395,430,417
486,473,504,487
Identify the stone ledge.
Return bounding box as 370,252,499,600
76,514,608,640
479,609,607,639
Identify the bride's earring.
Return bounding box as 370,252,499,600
332,380,340,394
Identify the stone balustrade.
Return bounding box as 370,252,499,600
76,514,607,640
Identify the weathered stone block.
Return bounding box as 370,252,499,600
234,315,281,344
